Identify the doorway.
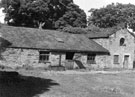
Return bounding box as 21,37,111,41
65,52,75,69
123,55,129,69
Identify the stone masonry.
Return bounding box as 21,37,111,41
0,48,107,69
93,29,135,69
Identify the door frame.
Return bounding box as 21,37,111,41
123,54,130,69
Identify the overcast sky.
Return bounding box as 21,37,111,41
74,0,135,16
1,0,135,23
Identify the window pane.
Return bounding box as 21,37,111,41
120,38,125,46
114,55,119,64
87,54,96,64
39,51,50,63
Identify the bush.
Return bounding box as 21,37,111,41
61,27,87,34
86,25,101,32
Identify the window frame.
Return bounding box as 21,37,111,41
87,54,96,64
39,51,50,63
120,38,125,46
113,55,119,64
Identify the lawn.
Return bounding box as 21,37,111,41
0,70,135,97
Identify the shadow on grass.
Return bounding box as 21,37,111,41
0,71,59,97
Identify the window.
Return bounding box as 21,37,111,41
120,38,125,46
113,55,119,64
87,54,96,64
39,51,50,63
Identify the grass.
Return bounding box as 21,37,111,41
1,70,135,97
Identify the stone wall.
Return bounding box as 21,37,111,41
0,48,68,69
50,52,65,66
0,48,76,69
0,48,108,70
0,48,40,68
93,29,135,69
80,53,108,69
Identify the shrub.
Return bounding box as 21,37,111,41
61,27,87,34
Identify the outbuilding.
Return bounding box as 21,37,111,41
0,25,109,70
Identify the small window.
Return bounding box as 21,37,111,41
113,55,119,64
39,51,50,63
120,38,125,46
87,54,96,64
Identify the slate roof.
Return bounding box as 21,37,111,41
0,25,109,53
87,28,135,39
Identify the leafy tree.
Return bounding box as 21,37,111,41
86,24,101,32
61,25,104,34
55,3,87,29
88,3,135,30
0,0,87,29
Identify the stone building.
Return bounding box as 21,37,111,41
87,28,135,69
0,25,109,70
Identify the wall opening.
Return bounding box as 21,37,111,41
87,54,96,64
123,55,129,68
133,61,135,68
66,52,74,60
39,51,50,63
120,38,125,46
113,55,119,64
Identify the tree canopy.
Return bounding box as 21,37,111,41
0,0,87,29
88,3,135,30
61,26,87,34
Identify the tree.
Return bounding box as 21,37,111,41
0,0,87,29
88,3,135,30
61,26,87,34
55,3,87,29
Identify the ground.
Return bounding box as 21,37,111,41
0,70,135,97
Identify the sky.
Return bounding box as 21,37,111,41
1,0,135,23
74,0,135,17
0,8,5,23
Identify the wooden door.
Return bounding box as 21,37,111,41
123,55,129,69
65,60,74,69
